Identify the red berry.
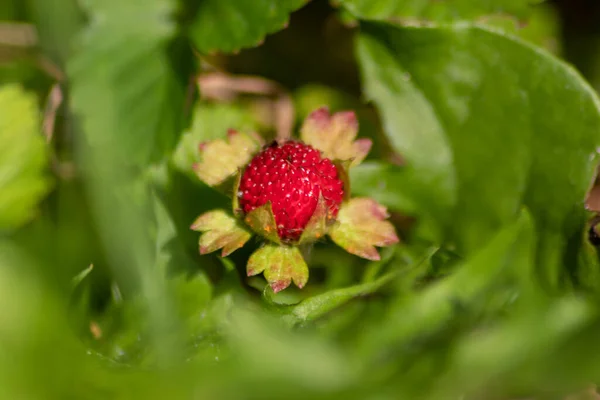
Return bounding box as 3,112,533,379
238,141,344,242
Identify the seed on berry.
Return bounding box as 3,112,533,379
238,141,344,242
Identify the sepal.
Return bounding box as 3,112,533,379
300,107,372,166
247,244,309,292
244,202,281,244
334,160,352,201
298,194,330,245
193,130,263,186
191,209,252,256
328,198,399,261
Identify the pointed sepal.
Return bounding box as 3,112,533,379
328,198,399,261
334,160,352,201
300,107,372,166
247,244,309,292
232,170,243,216
193,130,263,186
298,194,330,245
244,202,281,244
191,209,252,256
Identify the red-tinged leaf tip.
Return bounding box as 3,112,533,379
192,210,252,256
190,213,207,231
246,245,309,292
221,238,248,257
334,110,358,131
308,107,330,127
271,280,291,293
369,199,390,220
329,197,399,260
300,107,370,166
226,128,238,138
357,246,381,261
355,138,373,159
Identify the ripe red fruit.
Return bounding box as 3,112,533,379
238,141,344,242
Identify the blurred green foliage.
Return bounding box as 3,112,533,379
3,0,600,399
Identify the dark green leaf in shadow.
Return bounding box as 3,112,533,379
189,0,307,54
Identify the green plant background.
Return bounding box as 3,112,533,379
2,0,600,399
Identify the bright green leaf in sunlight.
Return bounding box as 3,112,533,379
0,85,49,231
357,23,600,287
337,0,533,23
190,0,307,53
69,0,188,164
68,0,192,368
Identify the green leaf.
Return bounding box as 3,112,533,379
0,84,50,231
329,198,399,261
189,0,307,54
26,0,83,64
483,3,562,54
356,27,456,236
68,0,193,367
191,209,252,256
432,295,594,399
350,161,417,212
226,309,355,390
293,84,359,121
337,0,532,23
356,24,600,284
360,210,534,366
169,272,213,341
68,0,188,165
290,269,399,323
247,244,308,292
